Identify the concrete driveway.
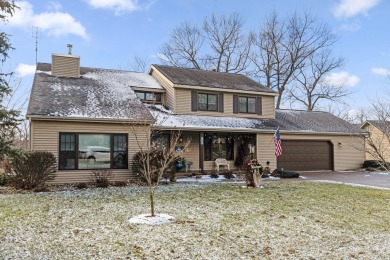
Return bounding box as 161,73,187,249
295,171,390,190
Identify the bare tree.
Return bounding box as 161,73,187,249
251,11,340,109
159,13,252,73
125,55,151,73
127,105,191,217
287,50,347,111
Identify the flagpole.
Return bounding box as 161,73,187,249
268,126,280,146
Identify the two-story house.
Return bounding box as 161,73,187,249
27,50,365,183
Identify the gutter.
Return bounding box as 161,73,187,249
152,125,365,136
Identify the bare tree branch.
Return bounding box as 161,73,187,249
287,49,347,111
251,11,340,109
159,13,251,73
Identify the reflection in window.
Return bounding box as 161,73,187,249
59,133,76,170
198,93,217,111
59,133,128,170
113,135,128,169
135,91,162,103
78,134,111,169
204,133,234,161
239,97,256,113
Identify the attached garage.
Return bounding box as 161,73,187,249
277,140,333,171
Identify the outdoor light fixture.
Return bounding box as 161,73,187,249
338,142,342,147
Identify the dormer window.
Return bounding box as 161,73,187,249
135,91,162,103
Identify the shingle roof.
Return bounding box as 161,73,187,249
27,63,155,121
151,64,277,94
365,120,390,135
149,105,362,134
275,110,363,133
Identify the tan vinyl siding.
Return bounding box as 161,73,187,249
363,124,390,161
150,69,176,112
180,131,200,171
30,120,147,184
257,133,364,171
51,55,80,78
175,88,275,118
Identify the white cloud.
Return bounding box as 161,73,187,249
333,0,381,18
323,71,360,87
339,22,361,32
7,1,87,39
371,67,390,76
46,1,62,11
16,63,36,77
85,0,140,15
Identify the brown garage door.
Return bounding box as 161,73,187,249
277,140,333,171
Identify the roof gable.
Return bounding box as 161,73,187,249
151,64,277,94
363,120,390,135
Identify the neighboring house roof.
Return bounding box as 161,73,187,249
149,105,362,134
362,120,390,135
27,63,155,121
151,64,277,94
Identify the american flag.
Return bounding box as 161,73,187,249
273,128,282,157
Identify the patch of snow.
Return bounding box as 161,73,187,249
129,214,174,225
83,70,161,89
299,176,308,179
36,70,52,75
149,105,276,131
373,172,390,176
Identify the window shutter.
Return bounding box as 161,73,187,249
218,93,224,113
233,95,238,114
256,96,262,115
191,91,198,111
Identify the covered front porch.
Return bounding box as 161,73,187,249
175,131,257,173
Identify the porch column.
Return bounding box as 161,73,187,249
199,132,204,172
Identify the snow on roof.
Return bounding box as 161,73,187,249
27,63,154,121
148,105,279,131
147,106,362,134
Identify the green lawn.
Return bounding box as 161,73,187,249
1,182,389,259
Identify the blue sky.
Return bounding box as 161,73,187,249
1,0,390,116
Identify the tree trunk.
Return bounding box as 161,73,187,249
149,185,155,217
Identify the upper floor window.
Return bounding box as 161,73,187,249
233,95,262,115
239,97,256,114
198,93,218,111
135,91,162,103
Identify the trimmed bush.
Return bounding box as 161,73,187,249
363,160,381,168
209,171,219,178
7,151,57,190
223,169,235,179
271,169,300,178
132,151,177,183
363,160,390,168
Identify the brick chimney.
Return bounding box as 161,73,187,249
51,44,80,78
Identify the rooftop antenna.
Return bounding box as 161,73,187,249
32,27,40,65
